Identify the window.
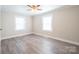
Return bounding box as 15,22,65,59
15,17,25,30
42,15,52,31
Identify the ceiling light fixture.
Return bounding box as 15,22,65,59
27,5,41,12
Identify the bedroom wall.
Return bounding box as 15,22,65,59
33,6,79,45
2,11,32,39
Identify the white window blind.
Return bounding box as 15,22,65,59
42,15,52,31
15,17,25,30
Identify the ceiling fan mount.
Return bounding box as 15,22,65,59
27,5,42,11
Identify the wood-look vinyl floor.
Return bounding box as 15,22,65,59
1,34,79,54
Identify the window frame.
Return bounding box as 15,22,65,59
15,16,26,31
42,14,52,32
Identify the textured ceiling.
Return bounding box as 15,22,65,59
2,5,63,15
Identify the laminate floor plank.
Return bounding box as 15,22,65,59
1,34,79,54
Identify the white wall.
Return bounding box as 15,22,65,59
2,11,32,39
33,6,79,45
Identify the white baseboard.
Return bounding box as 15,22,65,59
2,32,33,40
1,32,79,46
34,33,79,46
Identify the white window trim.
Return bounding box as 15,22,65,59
15,16,26,31
42,14,52,32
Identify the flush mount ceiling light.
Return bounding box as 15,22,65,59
27,5,42,12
